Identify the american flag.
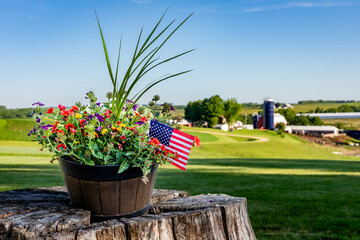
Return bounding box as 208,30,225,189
149,120,195,170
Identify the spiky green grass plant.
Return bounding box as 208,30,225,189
96,10,193,121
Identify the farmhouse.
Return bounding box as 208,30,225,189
285,125,339,136
214,123,229,131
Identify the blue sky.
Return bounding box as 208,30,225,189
0,0,359,108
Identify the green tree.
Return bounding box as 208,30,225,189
309,117,324,126
224,98,242,128
184,100,203,123
201,95,224,127
277,109,297,123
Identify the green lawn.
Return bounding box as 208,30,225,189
1,128,360,239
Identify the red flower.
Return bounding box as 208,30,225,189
46,107,54,114
120,135,126,140
149,138,160,146
194,136,201,147
61,110,70,117
56,130,65,135
57,144,66,151
72,106,78,111
104,109,112,118
165,150,171,157
52,124,57,133
58,105,66,111
79,119,85,126
65,123,74,130
161,145,166,152
139,117,147,122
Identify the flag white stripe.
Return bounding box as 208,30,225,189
166,157,187,167
174,157,187,164
171,159,187,168
171,138,193,148
167,146,190,159
172,132,194,144
169,142,191,154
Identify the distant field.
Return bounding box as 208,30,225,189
173,108,184,116
0,119,35,141
293,102,360,113
322,118,360,129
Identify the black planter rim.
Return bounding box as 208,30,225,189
58,157,157,181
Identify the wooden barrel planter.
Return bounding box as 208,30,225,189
58,158,158,222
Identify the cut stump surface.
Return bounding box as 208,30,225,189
0,187,255,240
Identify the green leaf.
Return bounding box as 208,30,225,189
92,151,103,159
118,161,130,174
83,158,95,166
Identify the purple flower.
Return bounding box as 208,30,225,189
36,118,41,123
132,104,138,111
40,124,53,130
170,105,175,111
95,113,104,122
32,101,45,106
135,121,144,125
28,127,36,136
96,125,102,131
96,102,101,106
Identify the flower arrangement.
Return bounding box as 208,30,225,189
28,11,194,181
30,92,179,181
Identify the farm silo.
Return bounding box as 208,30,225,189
263,98,275,130
252,112,259,129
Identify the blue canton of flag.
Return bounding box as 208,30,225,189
149,120,195,170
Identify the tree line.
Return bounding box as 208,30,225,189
298,100,358,104
0,106,33,119
312,105,360,113
185,95,242,128
277,109,323,126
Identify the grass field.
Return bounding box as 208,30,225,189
322,118,360,130
0,119,35,141
1,126,360,239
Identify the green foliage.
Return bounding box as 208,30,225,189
223,98,242,128
184,100,203,123
332,122,345,129
96,10,193,121
201,95,225,127
278,108,324,126
0,106,33,119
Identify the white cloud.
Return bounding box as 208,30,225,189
243,1,352,12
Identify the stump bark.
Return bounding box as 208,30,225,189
0,187,256,240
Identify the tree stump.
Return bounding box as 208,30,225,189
0,187,256,240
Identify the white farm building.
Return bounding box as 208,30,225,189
274,113,287,126
285,125,339,136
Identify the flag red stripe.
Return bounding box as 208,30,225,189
171,135,193,148
171,161,186,171
168,144,190,157
173,129,195,140
169,139,192,151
